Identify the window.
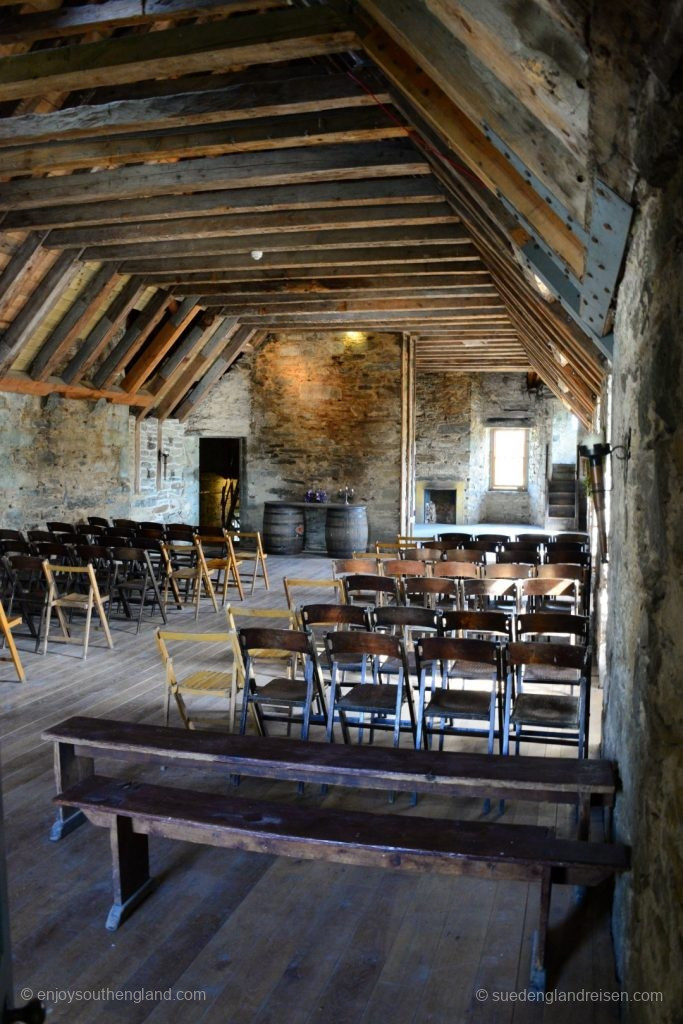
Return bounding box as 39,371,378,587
490,428,528,490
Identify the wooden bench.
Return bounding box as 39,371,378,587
43,716,618,842
54,775,628,992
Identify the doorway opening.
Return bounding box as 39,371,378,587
199,437,242,530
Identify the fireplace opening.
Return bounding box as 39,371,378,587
424,488,457,525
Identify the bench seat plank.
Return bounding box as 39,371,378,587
43,715,617,803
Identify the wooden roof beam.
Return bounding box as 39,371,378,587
61,276,147,384
0,370,154,407
0,232,49,308
175,327,261,422
0,250,83,375
29,265,121,380
152,319,243,421
0,6,359,102
92,290,174,389
2,178,445,232
0,141,429,212
121,298,202,394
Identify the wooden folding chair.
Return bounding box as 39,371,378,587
155,629,244,731
283,576,345,612
40,561,113,659
0,598,25,682
161,539,218,619
227,530,270,594
196,529,244,604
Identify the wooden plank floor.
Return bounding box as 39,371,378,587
1,554,620,1023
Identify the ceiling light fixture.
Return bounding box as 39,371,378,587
250,249,263,261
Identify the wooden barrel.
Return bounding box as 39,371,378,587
263,503,305,554
325,506,368,558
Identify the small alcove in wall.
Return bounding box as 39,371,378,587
198,436,244,530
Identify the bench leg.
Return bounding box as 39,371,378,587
50,742,94,841
106,815,156,931
529,868,552,992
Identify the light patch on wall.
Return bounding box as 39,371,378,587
343,331,366,346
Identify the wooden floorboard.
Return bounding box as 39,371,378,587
1,553,620,1022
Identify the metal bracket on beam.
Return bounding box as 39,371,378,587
579,180,633,336
520,241,613,361
482,121,588,245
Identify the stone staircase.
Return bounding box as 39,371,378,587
546,463,577,530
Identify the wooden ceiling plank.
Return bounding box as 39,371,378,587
0,107,409,177
1,177,447,232
0,250,83,375
194,286,499,304
0,74,390,149
0,1,299,45
92,290,173,389
208,296,506,314
61,276,147,384
153,318,244,421
0,7,358,102
175,327,262,421
165,272,493,293
142,263,491,285
0,232,49,306
45,202,460,249
121,298,202,393
78,223,471,263
30,264,121,380
0,370,154,406
0,141,430,212
120,244,482,275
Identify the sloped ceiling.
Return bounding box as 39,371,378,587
0,0,639,426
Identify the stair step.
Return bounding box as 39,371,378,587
549,505,576,517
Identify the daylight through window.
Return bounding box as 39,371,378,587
490,428,528,489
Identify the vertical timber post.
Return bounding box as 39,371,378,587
400,333,416,536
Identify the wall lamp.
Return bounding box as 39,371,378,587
578,431,631,563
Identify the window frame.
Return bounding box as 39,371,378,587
489,427,529,491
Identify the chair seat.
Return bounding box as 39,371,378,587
204,557,229,570
338,684,399,712
6,616,21,628
447,660,496,681
171,567,198,580
425,689,493,719
255,677,309,702
177,670,233,693
523,665,581,683
510,693,579,728
56,591,109,608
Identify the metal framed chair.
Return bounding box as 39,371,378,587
341,573,401,607
239,627,327,740
109,546,167,630
325,631,417,748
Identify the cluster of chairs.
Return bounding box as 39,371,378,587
158,573,592,762
0,517,269,671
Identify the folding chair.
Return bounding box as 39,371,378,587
239,627,326,740
403,576,458,611
110,547,167,630
504,641,592,757
196,529,244,604
3,555,48,645
0,598,25,682
228,530,270,594
283,576,344,612
40,561,113,659
156,628,244,731
414,635,505,754
325,630,417,747
161,538,218,619
341,574,401,607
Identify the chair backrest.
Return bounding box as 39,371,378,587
383,559,427,578
441,609,512,640
507,640,589,672
426,538,459,552
75,523,100,537
537,562,588,583
74,544,113,563
400,547,442,561
326,629,405,660
374,541,401,556
27,530,53,542
444,548,486,563
434,560,480,579
0,529,24,542
554,532,589,545
370,605,440,633
403,576,457,598
342,574,401,604
518,579,578,606
516,612,589,643
484,563,535,580
468,537,505,552
166,524,196,543
473,533,511,544
113,518,137,529
46,521,76,534
239,626,313,657
226,604,296,631
332,557,379,577
300,603,369,630
87,516,109,527
139,521,163,531
514,533,553,545
137,524,165,539
30,541,71,560
496,549,540,565
283,576,345,610
0,539,30,555
545,547,591,566
438,532,474,546
415,635,500,671
110,546,148,564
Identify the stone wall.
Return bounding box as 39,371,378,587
0,391,197,528
603,164,683,1023
211,331,405,540
415,372,560,526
